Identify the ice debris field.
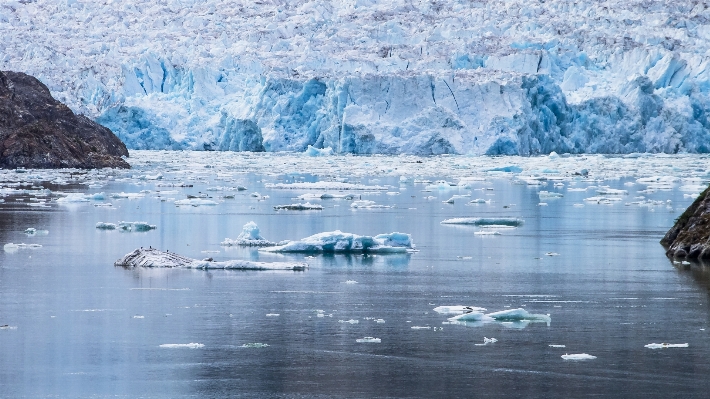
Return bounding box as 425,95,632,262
2,1,710,155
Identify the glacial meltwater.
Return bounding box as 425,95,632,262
2,152,710,398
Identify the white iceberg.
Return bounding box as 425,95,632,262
538,191,563,199
561,353,596,360
174,198,218,206
273,202,323,211
4,243,42,252
304,145,334,157
221,222,276,247
644,343,689,349
260,231,415,254
356,337,381,343
350,200,391,209
433,306,487,315
159,343,204,349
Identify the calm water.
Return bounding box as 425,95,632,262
1,167,709,398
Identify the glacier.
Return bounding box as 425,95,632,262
1,1,710,155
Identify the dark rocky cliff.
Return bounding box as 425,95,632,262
0,71,129,169
662,185,710,258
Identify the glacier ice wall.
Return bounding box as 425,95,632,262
2,0,710,155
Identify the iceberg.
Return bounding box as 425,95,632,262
159,343,204,349
644,343,689,349
260,231,415,254
304,145,334,157
561,353,597,361
4,243,42,252
174,198,218,206
433,306,487,315
356,337,381,343
273,203,323,211
441,218,524,227
221,222,275,247
114,248,307,271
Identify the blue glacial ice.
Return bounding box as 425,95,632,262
3,1,710,155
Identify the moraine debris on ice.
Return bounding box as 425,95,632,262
114,247,307,270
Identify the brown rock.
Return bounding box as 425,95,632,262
661,185,710,259
0,70,129,169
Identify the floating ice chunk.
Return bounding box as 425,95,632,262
487,165,523,173
274,202,323,211
449,312,486,322
174,198,218,206
549,344,566,348
545,252,560,256
117,221,157,232
241,343,270,348
344,280,358,284
261,231,414,254
114,248,307,270
538,191,563,199
644,343,689,349
4,243,42,252
24,228,48,236
95,222,117,230
561,353,596,360
221,222,275,246
485,308,551,323
159,343,204,349
266,313,280,317
133,315,144,319
350,200,391,209
304,145,334,157
441,218,524,227
468,198,490,204
296,192,354,201
338,319,359,324
111,192,145,199
356,337,381,343
265,182,388,190
375,319,385,323
475,337,498,346
474,231,501,236
411,326,431,330
596,187,628,195
56,193,90,203
0,325,17,330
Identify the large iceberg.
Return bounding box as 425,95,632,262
2,1,710,155
260,231,415,253
221,221,276,247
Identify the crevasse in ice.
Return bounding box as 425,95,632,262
2,1,709,155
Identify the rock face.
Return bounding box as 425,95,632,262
0,71,129,169
661,185,710,259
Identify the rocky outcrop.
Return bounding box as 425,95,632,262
0,71,129,169
661,185,710,259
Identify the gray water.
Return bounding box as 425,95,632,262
1,171,709,398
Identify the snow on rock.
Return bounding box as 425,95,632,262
5,1,710,155
260,231,415,253
221,221,276,247
114,247,307,270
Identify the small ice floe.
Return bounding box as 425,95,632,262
545,252,560,256
95,221,156,232
0,325,18,330
338,319,359,324
344,280,358,284
296,193,354,201
538,202,548,206
241,343,270,348
174,198,218,206
133,315,144,319
375,319,385,323
273,202,323,211
411,326,431,330
4,243,42,252
447,308,551,328
265,182,389,191
474,337,498,346
468,198,490,204
266,313,280,317
549,344,566,348
114,248,307,271
260,231,415,254
56,193,91,203
159,343,204,349
304,145,334,157
24,228,48,236
443,194,470,204
356,337,381,343
538,191,563,199
561,353,596,360
596,187,628,195
111,192,145,199
221,222,276,247
441,217,524,227
350,200,391,209
644,343,688,349
433,306,487,315
474,231,501,236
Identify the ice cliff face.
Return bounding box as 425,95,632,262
2,0,709,155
